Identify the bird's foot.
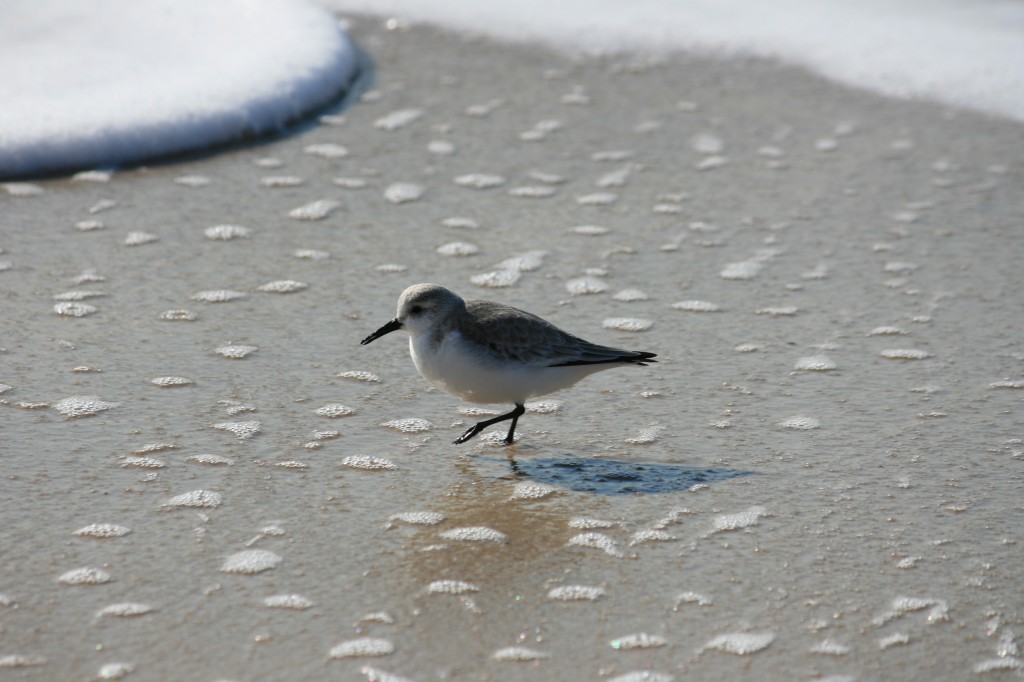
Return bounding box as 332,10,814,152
453,424,483,444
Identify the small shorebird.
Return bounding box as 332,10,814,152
361,283,657,444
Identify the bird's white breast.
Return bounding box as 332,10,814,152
409,330,602,404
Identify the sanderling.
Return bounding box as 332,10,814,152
361,283,657,444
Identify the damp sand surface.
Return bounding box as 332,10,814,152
2,16,1023,682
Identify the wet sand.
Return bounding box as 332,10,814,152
2,15,1023,681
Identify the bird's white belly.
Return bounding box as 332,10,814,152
410,332,597,404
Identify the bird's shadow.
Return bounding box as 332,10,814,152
475,452,753,495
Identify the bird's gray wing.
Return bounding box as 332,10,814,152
460,300,656,366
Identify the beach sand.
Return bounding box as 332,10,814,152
2,14,1022,681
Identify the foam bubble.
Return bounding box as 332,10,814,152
566,277,608,295
492,647,549,661
120,456,165,469
212,420,261,438
608,672,675,682
701,632,775,655
381,418,433,433
525,400,561,413
439,526,508,543
603,318,653,332
258,280,308,293
721,261,763,280
187,454,234,466
98,662,133,679
568,532,623,557
175,175,210,187
508,185,557,198
124,231,158,246
794,356,836,371
437,242,480,256
74,523,131,538
341,456,397,471
756,306,799,317
221,549,282,574
304,143,348,158
497,251,547,272
329,638,395,658
780,416,820,430
384,182,425,204
0,655,46,668
809,639,851,656
159,309,197,321
471,270,521,288
54,302,98,317
614,289,650,302
568,517,615,530
427,580,479,594
610,633,667,649
289,199,340,220
53,396,119,417
215,344,258,359
442,217,479,229
333,177,368,189
53,290,105,301
630,529,676,545
191,290,246,303
712,506,767,532
204,224,250,240
674,592,713,608
166,490,222,508
547,585,605,601
509,482,557,500
375,108,422,130
454,173,506,189
263,594,314,610
316,403,355,418
360,666,413,682
880,348,930,360
389,511,446,525
576,192,617,206
150,376,193,387
671,300,720,312
96,602,153,618
58,567,112,585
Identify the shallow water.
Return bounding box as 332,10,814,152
2,15,1023,681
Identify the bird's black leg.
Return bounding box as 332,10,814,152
454,403,526,445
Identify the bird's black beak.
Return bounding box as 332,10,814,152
361,318,402,345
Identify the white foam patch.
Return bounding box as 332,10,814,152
220,549,283,574
329,638,395,658
165,490,222,508
427,580,479,594
2,0,358,178
341,455,397,471
610,633,667,650
547,585,606,601
322,0,1024,123
492,647,549,661
263,594,314,609
96,602,153,618
58,567,112,585
701,631,775,655
569,532,622,557
389,511,446,525
74,523,131,538
439,526,508,543
52,396,120,418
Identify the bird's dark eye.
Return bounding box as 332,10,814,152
410,305,423,314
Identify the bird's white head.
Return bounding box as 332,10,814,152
361,283,465,345
395,283,465,337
